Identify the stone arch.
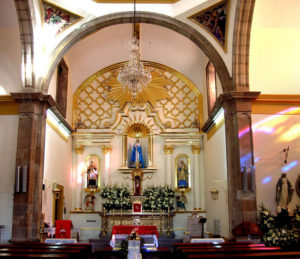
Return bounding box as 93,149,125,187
14,0,36,90
232,0,256,91
42,11,233,93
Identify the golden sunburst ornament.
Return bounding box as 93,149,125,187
107,66,170,108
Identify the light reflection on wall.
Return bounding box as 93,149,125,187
254,157,260,163
282,160,298,172
253,107,300,213
239,107,300,138
77,162,85,183
262,176,272,184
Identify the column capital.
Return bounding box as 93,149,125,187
102,145,112,154
191,145,201,154
74,145,84,154
164,144,174,154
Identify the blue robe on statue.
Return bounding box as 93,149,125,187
130,143,145,168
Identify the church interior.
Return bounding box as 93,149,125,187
1,0,300,257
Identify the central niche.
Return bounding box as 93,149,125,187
124,122,153,169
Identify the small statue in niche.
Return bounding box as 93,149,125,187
124,165,152,196
177,160,189,188
84,194,95,212
276,173,294,214
86,160,98,188
134,175,141,196
130,138,145,168
176,192,187,210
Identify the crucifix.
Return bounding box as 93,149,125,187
124,161,152,195
283,146,289,164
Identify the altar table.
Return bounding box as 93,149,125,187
110,225,159,249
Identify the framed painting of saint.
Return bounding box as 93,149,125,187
175,154,191,191
42,0,82,35
85,155,101,192
188,0,229,51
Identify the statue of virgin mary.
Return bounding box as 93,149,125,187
130,139,145,168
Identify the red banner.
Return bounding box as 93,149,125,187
112,225,159,238
55,220,72,238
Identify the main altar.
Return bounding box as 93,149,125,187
69,66,206,241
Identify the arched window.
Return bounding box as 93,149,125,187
56,59,68,117
206,61,216,114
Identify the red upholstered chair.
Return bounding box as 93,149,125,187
55,220,72,238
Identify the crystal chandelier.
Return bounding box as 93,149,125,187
117,0,152,100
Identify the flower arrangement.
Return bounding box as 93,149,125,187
100,185,131,211
259,204,299,249
120,230,144,254
143,185,175,211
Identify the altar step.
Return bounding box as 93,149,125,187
89,235,183,250
90,236,111,250
158,236,183,249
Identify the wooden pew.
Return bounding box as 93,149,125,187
188,251,300,258
0,252,69,258
173,242,285,259
0,242,92,259
0,248,80,259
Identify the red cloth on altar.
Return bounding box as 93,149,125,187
55,220,72,238
112,225,159,238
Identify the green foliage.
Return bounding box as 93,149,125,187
143,185,175,211
100,185,131,210
120,231,144,254
259,204,300,249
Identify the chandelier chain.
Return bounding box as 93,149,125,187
117,0,152,100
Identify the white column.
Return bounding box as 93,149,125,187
192,145,203,210
164,145,174,186
74,145,85,210
102,145,112,185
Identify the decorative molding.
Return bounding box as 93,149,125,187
0,95,19,115
102,145,112,154
73,61,203,131
46,117,69,142
74,145,85,154
252,94,300,114
191,145,201,154
202,91,260,133
10,92,73,134
207,117,225,140
118,167,157,174
164,145,174,154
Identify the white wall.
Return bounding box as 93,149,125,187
250,0,300,94
0,115,18,242
0,1,22,94
42,124,73,226
253,113,300,215
65,23,207,95
203,122,229,237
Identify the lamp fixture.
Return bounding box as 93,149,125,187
117,0,152,100
210,189,219,200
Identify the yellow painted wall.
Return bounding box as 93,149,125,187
250,0,300,94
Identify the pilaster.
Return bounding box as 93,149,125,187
74,145,85,211
102,145,112,185
191,145,203,210
164,145,174,186
202,91,260,238
11,93,54,241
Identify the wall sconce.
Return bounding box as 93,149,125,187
210,189,219,200
15,166,27,193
